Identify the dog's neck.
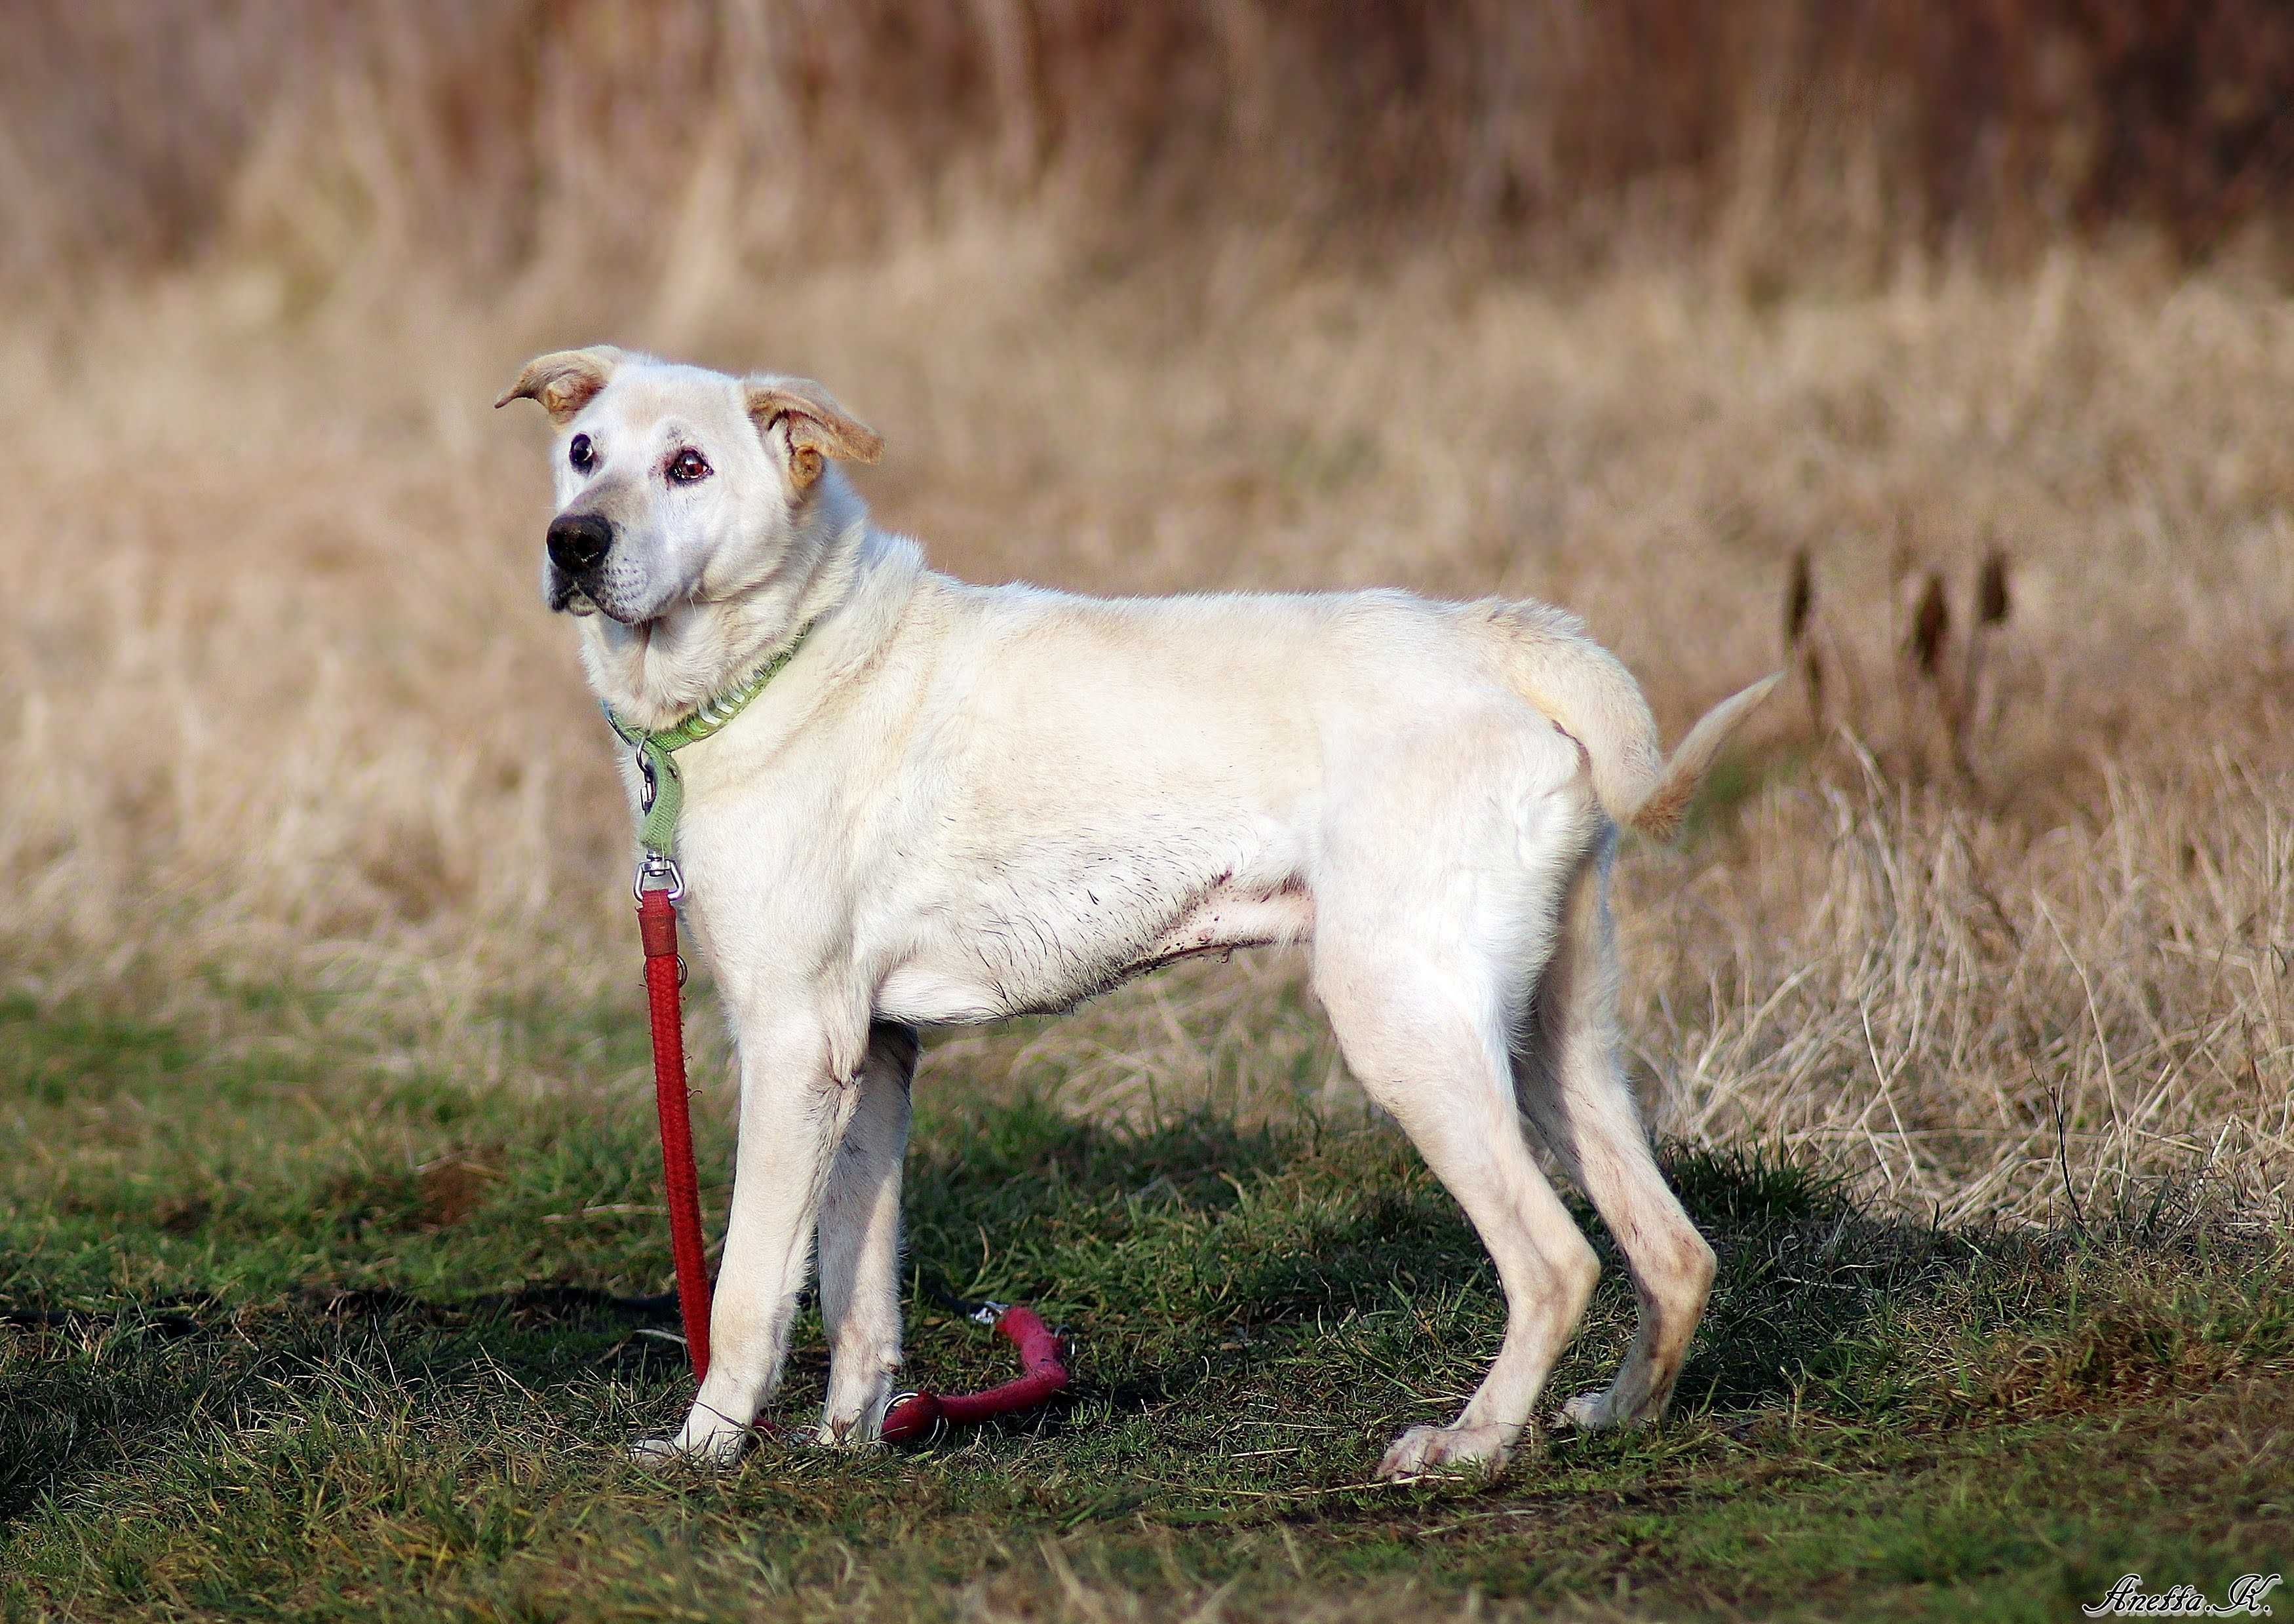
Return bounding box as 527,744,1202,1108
575,479,872,732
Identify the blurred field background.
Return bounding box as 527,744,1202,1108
7,5,2294,1619
6,0,2294,1243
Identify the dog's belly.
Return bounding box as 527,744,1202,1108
1127,876,1313,973
872,867,1313,1026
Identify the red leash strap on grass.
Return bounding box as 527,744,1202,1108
638,885,714,1383
878,1306,1070,1444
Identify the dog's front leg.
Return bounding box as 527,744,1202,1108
637,1010,860,1464
815,1023,918,1444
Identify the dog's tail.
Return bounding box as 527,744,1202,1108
1611,673,1782,840
1472,602,1779,841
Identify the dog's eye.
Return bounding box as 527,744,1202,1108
568,434,594,471
668,448,712,484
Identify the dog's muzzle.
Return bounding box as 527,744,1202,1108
547,511,614,575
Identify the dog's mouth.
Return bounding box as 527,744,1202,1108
549,575,667,635
547,577,600,617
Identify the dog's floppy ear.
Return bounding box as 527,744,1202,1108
494,346,627,424
743,376,883,490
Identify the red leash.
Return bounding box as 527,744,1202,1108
638,880,714,1380
880,1302,1070,1442
635,872,1068,1440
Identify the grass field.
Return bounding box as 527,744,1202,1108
7,12,2294,1609
5,990,2289,1621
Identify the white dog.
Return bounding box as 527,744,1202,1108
498,347,1774,1479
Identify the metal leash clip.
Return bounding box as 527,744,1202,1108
633,849,686,902
634,855,690,984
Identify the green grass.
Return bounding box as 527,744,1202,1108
3,992,2289,1621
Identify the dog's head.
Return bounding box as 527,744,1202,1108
495,347,882,628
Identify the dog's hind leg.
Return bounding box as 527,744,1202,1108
815,1022,918,1444
1313,888,1601,1480
1514,841,1716,1432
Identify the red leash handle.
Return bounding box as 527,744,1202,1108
639,885,714,1383
879,1305,1070,1443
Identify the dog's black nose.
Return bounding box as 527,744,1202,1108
547,512,613,573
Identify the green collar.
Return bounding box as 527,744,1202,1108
604,621,816,858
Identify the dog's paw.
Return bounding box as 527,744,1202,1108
809,1406,888,1448
629,1403,756,1468
1556,1387,1623,1433
629,1435,698,1468
813,1372,895,1447
1556,1385,1659,1433
1375,1422,1518,1481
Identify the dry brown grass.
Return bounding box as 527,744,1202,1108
3,5,2290,1233
12,0,2294,289
5,234,2289,1231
